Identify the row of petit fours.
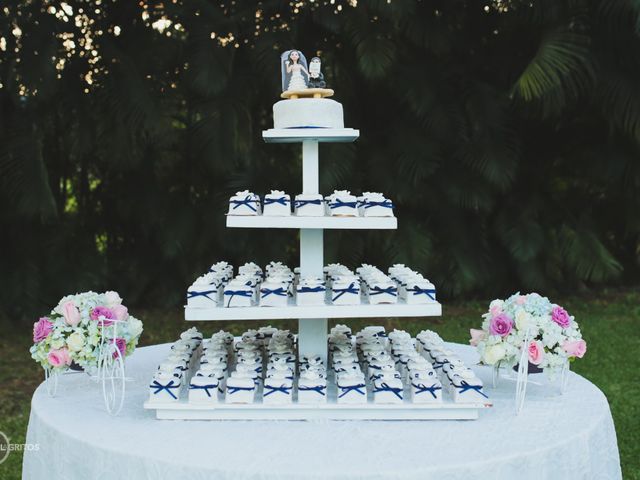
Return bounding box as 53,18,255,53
148,326,487,405
329,326,437,404
228,190,394,217
149,327,207,402
415,330,488,403
148,326,329,404
187,261,436,308
328,326,487,404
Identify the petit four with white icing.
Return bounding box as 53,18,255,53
294,194,325,216
410,369,442,403
372,372,404,404
325,190,358,217
263,190,291,216
259,280,289,307
228,190,261,216
223,280,255,307
297,367,327,404
188,374,221,404
330,277,361,305
226,371,257,404
336,367,367,404
358,192,394,217
187,273,222,307
296,277,326,306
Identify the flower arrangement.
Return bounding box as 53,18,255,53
30,291,143,374
470,292,586,374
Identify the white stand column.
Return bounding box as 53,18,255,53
298,140,327,362
302,141,319,192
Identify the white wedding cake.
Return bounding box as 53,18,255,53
273,98,344,129
274,50,344,128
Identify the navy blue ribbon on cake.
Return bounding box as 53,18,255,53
295,199,323,208
412,383,442,399
263,384,292,397
189,383,218,398
150,380,180,399
407,286,436,300
230,195,258,212
338,383,366,398
369,286,398,297
456,381,488,398
364,200,394,209
187,290,217,302
264,197,290,206
373,382,404,400
432,359,446,370
329,199,357,209
298,286,325,293
227,385,255,394
224,290,253,307
261,287,288,299
332,282,359,301
298,385,326,396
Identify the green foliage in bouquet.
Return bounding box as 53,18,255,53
1,0,639,316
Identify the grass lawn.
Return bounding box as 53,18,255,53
1,290,638,479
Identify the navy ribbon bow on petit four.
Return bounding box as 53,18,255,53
150,380,180,399
230,196,258,212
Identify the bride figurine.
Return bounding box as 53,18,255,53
281,49,309,92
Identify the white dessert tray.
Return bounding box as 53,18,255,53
226,215,397,230
262,128,360,143
144,379,491,421
185,301,442,321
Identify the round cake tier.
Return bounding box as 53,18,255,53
273,98,344,129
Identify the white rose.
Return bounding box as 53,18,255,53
515,309,531,331
127,317,143,339
104,291,122,307
489,299,504,309
483,343,506,365
67,332,85,352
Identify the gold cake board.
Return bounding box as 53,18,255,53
281,88,334,99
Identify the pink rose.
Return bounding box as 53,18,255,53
551,306,571,329
111,305,129,322
489,314,513,337
469,328,486,347
33,317,54,343
90,306,116,326
563,339,587,358
528,340,545,365
112,337,127,358
48,348,71,368
62,301,81,327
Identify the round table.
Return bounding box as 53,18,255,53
23,343,621,480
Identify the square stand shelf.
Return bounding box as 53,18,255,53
174,124,457,420
185,301,442,321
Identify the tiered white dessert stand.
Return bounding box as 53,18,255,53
144,126,491,420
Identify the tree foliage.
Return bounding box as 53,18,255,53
1,0,639,318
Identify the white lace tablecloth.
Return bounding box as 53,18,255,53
23,343,621,480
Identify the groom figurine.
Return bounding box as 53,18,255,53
307,57,326,88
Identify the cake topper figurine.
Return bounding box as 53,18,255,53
307,57,326,88
281,49,309,92
279,49,334,99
